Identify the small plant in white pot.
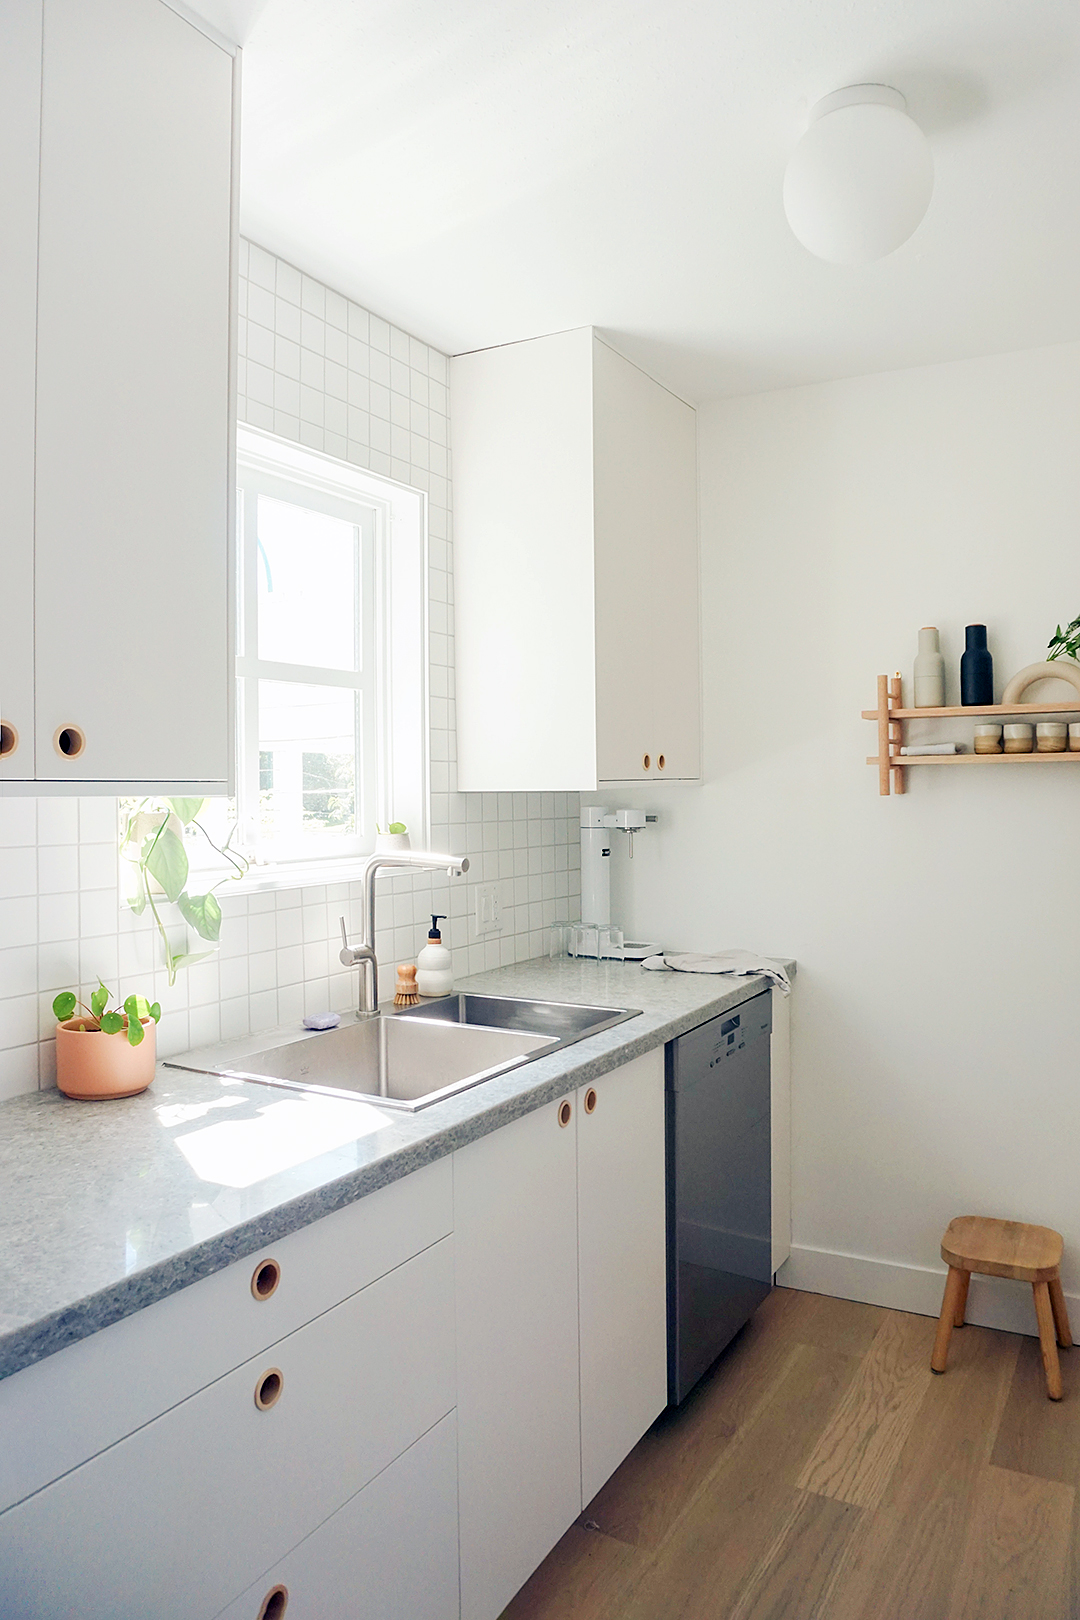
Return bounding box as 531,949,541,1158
375,821,410,852
52,982,162,1101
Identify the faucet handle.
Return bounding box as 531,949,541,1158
339,915,355,966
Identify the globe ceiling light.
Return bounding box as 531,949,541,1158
783,85,933,265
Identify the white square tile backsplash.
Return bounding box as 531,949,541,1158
0,243,580,1100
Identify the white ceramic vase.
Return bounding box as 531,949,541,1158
375,831,411,853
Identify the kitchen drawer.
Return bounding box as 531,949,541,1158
0,1237,455,1619
216,1413,459,1620
0,1156,451,1513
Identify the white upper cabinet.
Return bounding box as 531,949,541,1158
2,0,237,791
0,2,42,782
451,328,700,791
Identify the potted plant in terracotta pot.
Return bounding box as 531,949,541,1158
52,982,162,1101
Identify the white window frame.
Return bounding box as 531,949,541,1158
190,426,429,891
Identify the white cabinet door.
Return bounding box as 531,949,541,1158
451,328,598,793
216,1414,460,1620
0,1,41,781
454,1098,581,1620
593,338,700,785
576,1049,668,1506
0,1238,454,1620
33,0,235,786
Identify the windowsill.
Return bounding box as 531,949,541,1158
194,857,376,896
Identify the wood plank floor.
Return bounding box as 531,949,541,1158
501,1287,1079,1620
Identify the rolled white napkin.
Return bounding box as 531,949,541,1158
899,743,961,755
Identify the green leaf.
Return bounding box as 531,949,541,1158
168,951,216,974
144,825,188,903
126,1017,145,1047
90,983,110,1020
388,822,407,835
100,1011,125,1034
149,1002,162,1024
177,890,222,943
124,994,152,1022
127,868,148,916
167,797,205,826
52,991,76,1022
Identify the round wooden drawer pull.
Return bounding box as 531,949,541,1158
584,1087,597,1114
657,754,666,771
53,725,86,759
0,722,18,758
257,1586,288,1620
251,1258,281,1301
642,753,651,771
558,1099,572,1128
254,1368,284,1411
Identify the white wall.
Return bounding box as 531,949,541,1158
615,338,1080,1329
0,242,580,1100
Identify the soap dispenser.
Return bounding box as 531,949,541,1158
416,915,453,997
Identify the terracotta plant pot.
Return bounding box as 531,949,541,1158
55,1017,156,1100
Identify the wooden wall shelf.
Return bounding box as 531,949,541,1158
864,674,1080,796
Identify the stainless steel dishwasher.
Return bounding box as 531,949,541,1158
667,990,772,1405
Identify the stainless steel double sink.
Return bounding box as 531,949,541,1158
168,993,641,1112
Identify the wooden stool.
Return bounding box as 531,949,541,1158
932,1216,1072,1400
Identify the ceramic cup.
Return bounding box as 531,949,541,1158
1069,724,1080,752
1036,722,1068,753
1003,723,1034,754
974,724,1003,754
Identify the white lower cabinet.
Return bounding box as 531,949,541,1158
577,1051,668,1505
454,1047,668,1620
0,1049,671,1620
455,1096,582,1620
0,1238,454,1620
216,1414,460,1620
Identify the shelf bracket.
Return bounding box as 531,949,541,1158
873,673,905,795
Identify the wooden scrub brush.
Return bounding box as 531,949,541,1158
394,964,420,1006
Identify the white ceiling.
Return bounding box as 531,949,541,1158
228,0,1080,401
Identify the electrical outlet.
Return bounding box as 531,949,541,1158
474,884,500,935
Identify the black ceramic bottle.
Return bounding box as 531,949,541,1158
961,624,993,705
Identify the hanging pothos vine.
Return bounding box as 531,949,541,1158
120,798,248,985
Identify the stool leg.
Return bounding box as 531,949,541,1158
932,1267,966,1373
1049,1276,1073,1349
954,1270,970,1327
1033,1282,1064,1400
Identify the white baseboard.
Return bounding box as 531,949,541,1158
776,1244,1079,1340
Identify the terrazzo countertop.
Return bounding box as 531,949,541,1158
0,955,794,1381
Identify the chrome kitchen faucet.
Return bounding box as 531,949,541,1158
339,850,470,1016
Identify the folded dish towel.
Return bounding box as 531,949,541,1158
641,950,791,996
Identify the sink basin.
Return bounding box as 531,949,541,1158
168,994,640,1112
400,992,637,1046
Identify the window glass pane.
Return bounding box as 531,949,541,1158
257,680,358,845
256,495,358,671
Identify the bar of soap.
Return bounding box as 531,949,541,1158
302,1012,341,1031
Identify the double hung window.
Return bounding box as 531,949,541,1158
193,426,429,886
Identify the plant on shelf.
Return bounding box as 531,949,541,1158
375,818,410,851
1047,615,1080,662
119,798,249,985
52,983,161,1046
